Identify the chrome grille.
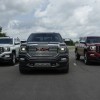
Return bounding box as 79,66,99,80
28,46,58,57
96,46,100,53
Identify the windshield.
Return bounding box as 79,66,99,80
87,37,100,43
27,33,63,42
0,38,13,44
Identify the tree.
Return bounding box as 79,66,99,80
64,39,75,46
0,26,2,33
0,26,6,37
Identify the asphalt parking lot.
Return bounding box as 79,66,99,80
0,47,100,100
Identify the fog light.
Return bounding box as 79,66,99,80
20,58,25,61
90,54,95,56
5,55,10,58
61,58,67,61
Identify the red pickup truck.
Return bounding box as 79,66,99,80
75,36,100,64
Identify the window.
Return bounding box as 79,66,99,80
27,33,63,42
14,38,20,45
0,38,13,44
87,37,100,43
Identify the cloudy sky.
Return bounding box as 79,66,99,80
0,0,100,40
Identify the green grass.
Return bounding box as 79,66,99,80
67,46,75,50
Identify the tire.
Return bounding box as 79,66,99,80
84,52,90,65
11,53,16,65
59,63,69,73
19,62,27,74
75,51,80,60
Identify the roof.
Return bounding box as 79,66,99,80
0,37,18,39
80,36,100,38
31,32,59,34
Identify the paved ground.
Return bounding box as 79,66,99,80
0,49,100,100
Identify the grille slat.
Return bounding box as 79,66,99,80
96,46,100,53
27,46,58,57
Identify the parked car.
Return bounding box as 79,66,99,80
19,32,69,73
0,37,20,65
75,36,100,64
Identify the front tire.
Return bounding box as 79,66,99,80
59,63,69,73
19,62,27,74
11,53,16,65
75,51,80,60
84,52,90,65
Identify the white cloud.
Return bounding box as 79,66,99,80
1,0,100,41
74,6,92,25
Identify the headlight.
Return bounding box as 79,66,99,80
90,46,96,51
20,46,26,52
61,47,65,51
59,47,66,52
21,47,26,51
4,47,10,52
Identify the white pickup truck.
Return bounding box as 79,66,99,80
0,37,20,65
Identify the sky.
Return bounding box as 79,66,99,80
0,0,100,41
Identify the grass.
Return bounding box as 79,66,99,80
67,46,75,50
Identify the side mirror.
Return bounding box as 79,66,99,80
21,41,26,44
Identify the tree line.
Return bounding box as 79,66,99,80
0,26,77,45
0,26,6,37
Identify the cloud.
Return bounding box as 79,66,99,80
0,0,100,40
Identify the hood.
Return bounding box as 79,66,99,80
0,44,13,47
26,42,66,47
87,43,100,46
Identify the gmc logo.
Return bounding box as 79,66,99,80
36,48,49,51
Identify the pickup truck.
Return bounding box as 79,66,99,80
19,32,69,73
75,36,100,64
0,37,20,65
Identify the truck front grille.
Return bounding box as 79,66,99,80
27,46,58,57
96,46,100,53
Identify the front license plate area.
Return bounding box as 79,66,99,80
35,63,51,67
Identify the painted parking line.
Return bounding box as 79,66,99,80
73,63,77,66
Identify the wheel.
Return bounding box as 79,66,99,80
75,51,80,60
19,62,27,74
84,52,90,65
11,53,16,65
59,63,69,73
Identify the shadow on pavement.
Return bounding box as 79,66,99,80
79,59,100,66
19,69,69,75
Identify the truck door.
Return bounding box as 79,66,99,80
78,37,86,56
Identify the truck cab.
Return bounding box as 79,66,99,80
75,36,100,64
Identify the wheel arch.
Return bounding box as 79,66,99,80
84,49,87,55
12,50,16,55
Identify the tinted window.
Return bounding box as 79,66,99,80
87,37,100,43
0,38,13,44
27,33,63,42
